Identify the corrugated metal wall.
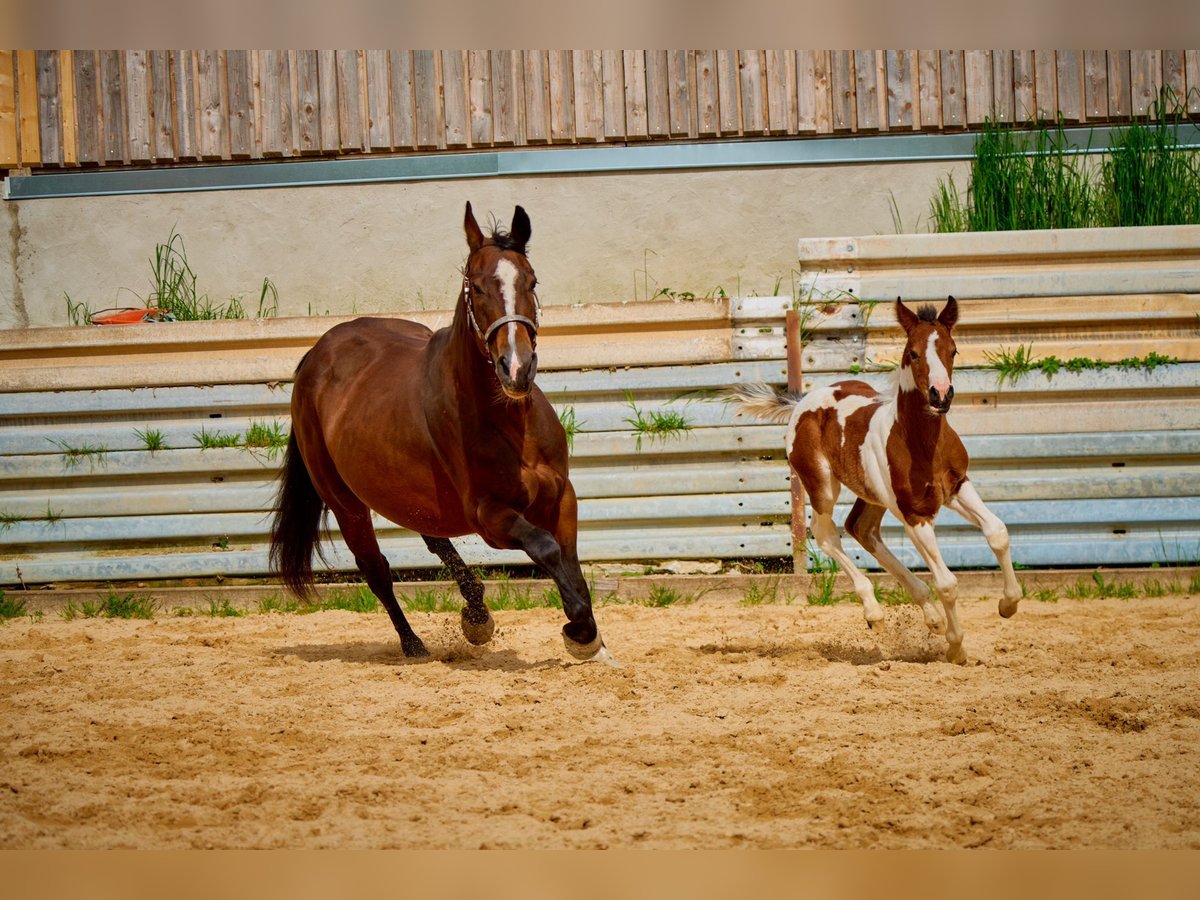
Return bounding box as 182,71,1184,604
2,225,1198,584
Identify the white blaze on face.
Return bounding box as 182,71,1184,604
925,331,951,396
494,259,522,380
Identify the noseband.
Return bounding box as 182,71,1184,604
461,270,542,360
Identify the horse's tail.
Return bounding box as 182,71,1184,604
725,382,803,424
269,431,328,599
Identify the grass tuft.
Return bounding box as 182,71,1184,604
205,596,245,617
623,392,693,452
134,426,168,452
0,591,27,621
49,439,109,471
194,427,242,450
741,578,792,606
558,405,583,453
244,419,290,460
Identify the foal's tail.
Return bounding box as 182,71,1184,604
725,382,802,424
269,432,328,599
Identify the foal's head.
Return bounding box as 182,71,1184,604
462,202,541,400
896,296,959,415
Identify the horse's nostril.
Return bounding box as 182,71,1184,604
947,386,955,403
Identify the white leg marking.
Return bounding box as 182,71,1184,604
811,510,883,625
850,513,933,607
948,480,1022,618
905,521,965,663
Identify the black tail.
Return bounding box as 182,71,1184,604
269,432,327,599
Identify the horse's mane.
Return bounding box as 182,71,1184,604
487,224,529,255
916,304,939,323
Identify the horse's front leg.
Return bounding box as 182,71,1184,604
475,495,614,666
422,535,495,645
904,520,967,665
946,480,1022,618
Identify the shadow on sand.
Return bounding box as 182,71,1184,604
273,641,564,672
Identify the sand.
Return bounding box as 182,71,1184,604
2,590,1198,849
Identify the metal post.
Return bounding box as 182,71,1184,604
784,309,808,574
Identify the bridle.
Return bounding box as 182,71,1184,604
461,263,542,361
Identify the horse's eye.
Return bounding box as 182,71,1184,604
908,351,919,361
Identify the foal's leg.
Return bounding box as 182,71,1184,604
845,499,945,634
422,535,495,645
946,480,1022,618
903,521,966,664
808,485,884,627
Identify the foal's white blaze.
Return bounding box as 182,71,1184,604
494,258,523,380
925,331,951,396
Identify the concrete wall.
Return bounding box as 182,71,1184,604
0,159,965,328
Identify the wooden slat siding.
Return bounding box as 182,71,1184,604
738,49,764,135
388,50,415,150
548,50,574,143
492,50,519,145
34,50,61,165
1012,50,1036,122
172,50,199,161
71,51,99,165
716,50,740,134
196,50,225,160
16,50,39,164
441,50,469,148
356,51,371,152
1130,50,1162,116
622,49,649,139
830,50,854,132
467,50,492,146
335,50,364,151
939,50,965,128
875,51,890,131
1163,49,1185,102
293,50,319,153
225,50,253,159
763,50,788,134
601,50,626,139
1084,50,1109,120
363,50,391,150
667,49,692,137
123,50,152,163
571,50,602,142
886,50,915,130
991,50,1015,123
316,51,339,152
645,50,669,138
0,51,15,167
58,51,77,165
260,50,289,157
411,50,439,149
964,50,992,125
1187,52,1200,114
695,49,718,136
852,49,879,131
918,50,940,128
149,50,173,160
521,50,549,144
1034,50,1057,120
99,50,128,164
1055,50,1083,122
795,50,832,134
1107,50,1131,118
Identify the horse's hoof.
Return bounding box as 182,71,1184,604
402,636,430,659
922,603,947,635
461,607,495,645
998,598,1020,619
947,644,968,666
563,630,604,661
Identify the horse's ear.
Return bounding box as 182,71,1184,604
464,201,485,253
939,295,959,330
510,205,531,254
895,297,919,335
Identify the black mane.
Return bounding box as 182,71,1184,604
916,304,939,323
487,225,528,254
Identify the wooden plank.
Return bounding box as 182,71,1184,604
548,50,574,142
58,50,77,165
34,50,61,165
853,49,879,131
622,49,648,139
521,49,548,143
387,50,414,150
764,49,788,134
1188,51,1200,114
171,50,198,161
441,49,468,147
886,50,915,130
293,50,319,153
795,49,831,134
316,51,339,152
363,49,391,149
666,49,692,137
1055,49,1083,122
918,50,940,128
991,49,1015,123
335,50,363,151
716,49,740,134
572,50,603,142
1012,50,1035,122
1130,50,1162,116
1107,49,1131,118
99,50,127,163
225,49,253,158
645,49,669,138
411,50,439,149
1163,49,1185,105
601,50,625,139
491,50,519,145
939,50,965,128
964,49,992,125
875,51,890,131
467,50,492,146
739,49,764,134
0,51,15,167
16,50,40,165
1084,50,1109,120
149,50,173,160
695,49,718,136
829,50,854,131
261,50,293,157
196,49,225,160
1034,49,1057,120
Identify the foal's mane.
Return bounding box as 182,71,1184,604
916,304,939,323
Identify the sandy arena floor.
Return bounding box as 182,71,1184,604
1,589,1198,849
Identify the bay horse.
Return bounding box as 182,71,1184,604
729,297,1021,664
270,203,613,665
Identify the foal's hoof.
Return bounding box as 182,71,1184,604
401,635,430,659
946,644,968,666
461,607,496,645
922,602,947,635
998,597,1020,619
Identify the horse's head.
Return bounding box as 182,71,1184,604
896,296,959,415
461,202,541,400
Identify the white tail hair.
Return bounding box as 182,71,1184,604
725,382,801,424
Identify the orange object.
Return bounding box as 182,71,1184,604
91,307,167,325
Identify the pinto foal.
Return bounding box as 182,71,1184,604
731,297,1021,663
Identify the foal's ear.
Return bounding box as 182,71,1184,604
895,297,919,334
464,201,485,253
939,295,959,330
510,205,532,254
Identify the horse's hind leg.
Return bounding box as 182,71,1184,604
808,489,884,627
422,535,495,645
904,521,966,665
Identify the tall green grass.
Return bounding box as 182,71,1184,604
1103,92,1200,227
